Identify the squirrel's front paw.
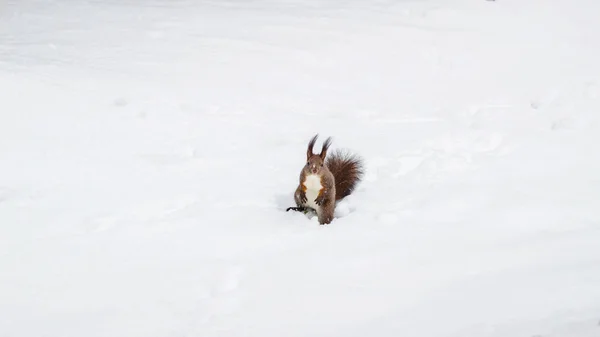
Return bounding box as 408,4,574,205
299,191,307,204
315,195,325,206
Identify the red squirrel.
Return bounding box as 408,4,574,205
287,134,364,225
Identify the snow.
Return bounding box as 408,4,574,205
1,0,600,336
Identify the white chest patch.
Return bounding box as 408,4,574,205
303,174,322,210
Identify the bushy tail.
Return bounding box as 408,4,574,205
325,149,365,201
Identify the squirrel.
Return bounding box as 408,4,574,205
286,134,364,225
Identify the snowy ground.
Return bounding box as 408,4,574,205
1,0,600,336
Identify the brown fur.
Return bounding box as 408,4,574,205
326,149,364,201
292,134,364,225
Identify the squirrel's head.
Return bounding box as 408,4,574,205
305,134,332,175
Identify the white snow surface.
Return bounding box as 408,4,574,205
2,0,600,336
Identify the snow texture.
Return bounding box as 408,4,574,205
1,0,600,336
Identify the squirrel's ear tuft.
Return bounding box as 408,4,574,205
320,137,332,160
307,134,319,160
